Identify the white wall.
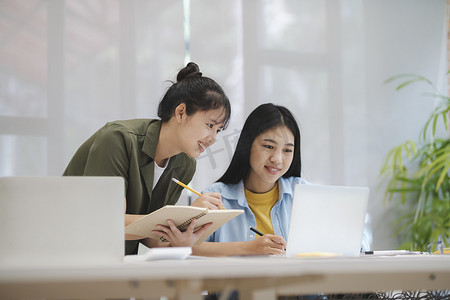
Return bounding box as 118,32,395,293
0,0,446,250
363,0,447,249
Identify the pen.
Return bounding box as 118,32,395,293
250,226,285,251
172,178,225,210
249,226,264,236
172,178,201,196
363,250,426,256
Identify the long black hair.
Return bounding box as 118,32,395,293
158,62,231,129
218,103,301,184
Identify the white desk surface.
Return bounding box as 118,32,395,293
1,255,449,300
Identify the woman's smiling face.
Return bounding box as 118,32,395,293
245,125,295,193
177,107,226,158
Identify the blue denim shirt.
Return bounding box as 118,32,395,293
202,177,305,242
202,177,371,251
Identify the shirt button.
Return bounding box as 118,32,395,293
250,234,254,238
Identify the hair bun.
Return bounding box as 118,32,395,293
177,62,202,82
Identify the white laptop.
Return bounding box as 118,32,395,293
286,184,369,257
0,176,125,267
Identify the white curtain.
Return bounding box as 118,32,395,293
0,0,446,250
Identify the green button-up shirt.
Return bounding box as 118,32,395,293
63,119,196,254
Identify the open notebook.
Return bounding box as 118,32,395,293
0,176,125,267
125,205,244,245
286,184,369,257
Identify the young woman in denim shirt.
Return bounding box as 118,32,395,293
191,103,300,256
193,103,371,257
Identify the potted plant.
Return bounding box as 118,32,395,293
380,72,450,252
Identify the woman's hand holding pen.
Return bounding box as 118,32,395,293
171,178,224,210
190,192,224,210
245,234,286,256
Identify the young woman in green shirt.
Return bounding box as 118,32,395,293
63,62,231,255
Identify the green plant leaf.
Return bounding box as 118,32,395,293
436,162,450,190
381,71,450,251
419,148,450,190
384,74,434,90
422,92,450,103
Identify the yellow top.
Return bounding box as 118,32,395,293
245,183,279,236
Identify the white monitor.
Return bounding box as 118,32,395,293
286,184,369,257
0,176,125,267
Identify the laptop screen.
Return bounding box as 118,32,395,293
286,184,369,257
0,176,125,267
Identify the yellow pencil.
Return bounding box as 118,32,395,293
171,178,225,209
171,178,201,196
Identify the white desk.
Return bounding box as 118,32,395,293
1,255,449,300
